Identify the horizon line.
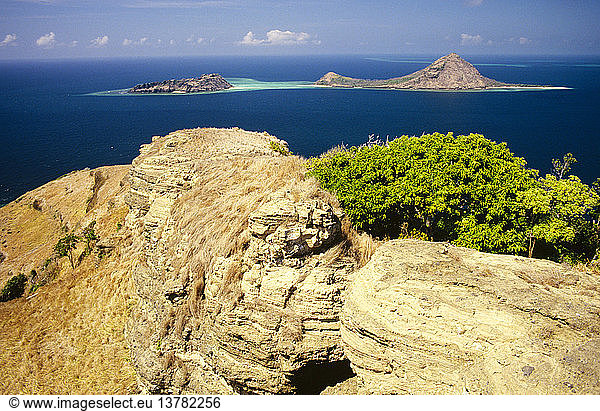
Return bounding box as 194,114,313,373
2,52,600,63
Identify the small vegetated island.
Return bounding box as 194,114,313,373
315,53,547,90
128,73,233,93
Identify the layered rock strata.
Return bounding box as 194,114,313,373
4,125,600,395
124,128,600,395
341,239,600,394
124,128,357,394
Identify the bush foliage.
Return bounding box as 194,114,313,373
1,274,27,302
308,132,599,261
54,232,80,269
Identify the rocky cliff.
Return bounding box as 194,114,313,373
342,240,600,394
123,128,366,394
128,74,233,93
315,53,530,90
1,127,598,395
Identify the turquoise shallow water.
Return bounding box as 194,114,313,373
89,77,569,97
227,78,317,92
88,78,318,96
0,54,599,205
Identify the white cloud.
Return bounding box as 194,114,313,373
90,35,109,47
508,36,532,45
460,33,483,46
240,30,319,46
465,0,483,6
35,32,79,49
185,35,205,45
36,32,56,48
123,37,156,46
169,39,176,45
266,30,312,45
240,31,262,46
0,34,17,47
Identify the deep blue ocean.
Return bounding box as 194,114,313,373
1,54,599,206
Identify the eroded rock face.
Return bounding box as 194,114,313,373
125,128,356,394
247,195,341,260
341,239,600,394
202,191,351,393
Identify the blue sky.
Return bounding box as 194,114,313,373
0,0,599,59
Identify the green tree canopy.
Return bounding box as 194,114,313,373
308,133,599,261
54,232,80,269
520,174,599,260
81,221,98,256
0,274,27,302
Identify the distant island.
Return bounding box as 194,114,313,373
128,73,233,93
315,53,546,90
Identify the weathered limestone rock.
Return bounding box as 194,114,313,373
341,239,600,394
124,128,600,395
6,125,600,395
125,128,356,394
199,190,351,393
248,194,341,260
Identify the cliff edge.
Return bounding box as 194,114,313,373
123,127,365,394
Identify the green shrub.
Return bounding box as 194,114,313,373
54,232,80,269
1,274,27,302
308,132,599,261
81,221,98,257
520,173,599,260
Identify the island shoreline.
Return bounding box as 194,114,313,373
85,82,571,96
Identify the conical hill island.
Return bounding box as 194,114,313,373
315,53,546,90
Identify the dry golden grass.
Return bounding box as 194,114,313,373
0,257,138,394
0,165,138,394
0,127,378,394
168,152,375,319
170,156,309,313
574,261,600,276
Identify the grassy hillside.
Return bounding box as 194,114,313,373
0,165,138,394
